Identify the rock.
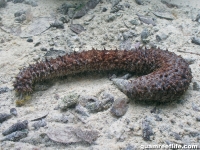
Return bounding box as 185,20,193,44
156,32,168,42
59,16,70,23
1,130,28,142
195,13,200,22
122,30,136,40
74,128,99,144
105,14,116,22
15,14,26,23
129,19,140,25
119,39,134,50
70,24,85,34
47,127,99,144
2,120,28,136
191,37,200,45
14,10,25,17
124,144,136,150
193,82,200,91
24,0,38,7
110,98,129,117
153,12,174,20
192,103,200,112
0,113,12,123
74,0,100,19
154,115,162,121
50,21,64,29
27,38,33,42
136,14,156,26
10,108,17,116
75,104,90,117
0,0,6,7
196,117,200,122
110,0,121,6
110,5,124,13
0,87,9,94
141,28,149,40
142,119,153,141
170,132,181,140
102,7,107,12
68,8,76,18
44,49,66,58
161,0,179,8
135,0,143,5
59,93,79,111
32,119,47,130
13,0,24,3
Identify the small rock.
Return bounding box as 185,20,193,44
137,14,156,26
32,119,47,130
195,13,200,22
156,33,168,42
40,47,47,51
24,0,38,7
34,42,41,47
105,14,116,22
102,7,107,12
50,21,64,29
59,16,70,23
191,37,200,45
2,120,28,136
129,19,140,25
141,28,149,40
110,5,124,13
70,24,85,34
59,93,79,111
1,130,28,142
15,14,26,23
14,10,25,17
27,38,33,42
68,8,76,19
142,119,153,141
135,0,143,5
153,12,174,20
122,30,136,40
13,0,24,3
110,0,121,6
193,82,200,91
196,117,200,122
74,128,99,144
0,0,6,7
0,113,12,123
110,98,128,117
161,0,179,8
75,104,90,117
10,108,17,116
119,39,134,50
192,103,200,112
154,115,162,121
0,87,9,94
170,132,181,140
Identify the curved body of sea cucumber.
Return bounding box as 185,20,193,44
13,48,192,102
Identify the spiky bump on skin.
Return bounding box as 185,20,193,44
13,48,192,102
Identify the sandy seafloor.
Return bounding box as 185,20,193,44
0,0,200,149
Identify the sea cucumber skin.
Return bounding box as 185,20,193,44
14,48,192,102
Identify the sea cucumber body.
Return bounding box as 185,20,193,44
14,48,192,102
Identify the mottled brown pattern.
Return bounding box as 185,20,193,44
13,48,192,102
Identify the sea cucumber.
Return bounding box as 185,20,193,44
13,48,192,102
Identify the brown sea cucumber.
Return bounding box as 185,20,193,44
13,48,192,102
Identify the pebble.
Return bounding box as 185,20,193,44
10,108,17,116
129,19,140,25
110,98,128,117
141,28,149,40
195,13,200,22
59,15,70,23
15,14,26,23
59,93,79,111
2,120,28,136
75,104,90,117
135,0,143,5
156,32,168,42
50,21,64,29
40,47,47,51
13,0,24,3
193,82,200,91
110,0,121,6
153,12,174,20
1,130,28,142
102,7,107,12
0,87,9,94
0,0,6,7
170,132,181,140
0,113,12,123
32,119,47,130
137,14,156,26
122,30,136,40
192,103,200,112
27,38,33,42
191,37,200,45
105,14,116,22
14,10,25,17
142,119,153,141
24,0,38,7
110,5,124,13
154,114,162,121
196,117,200,122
